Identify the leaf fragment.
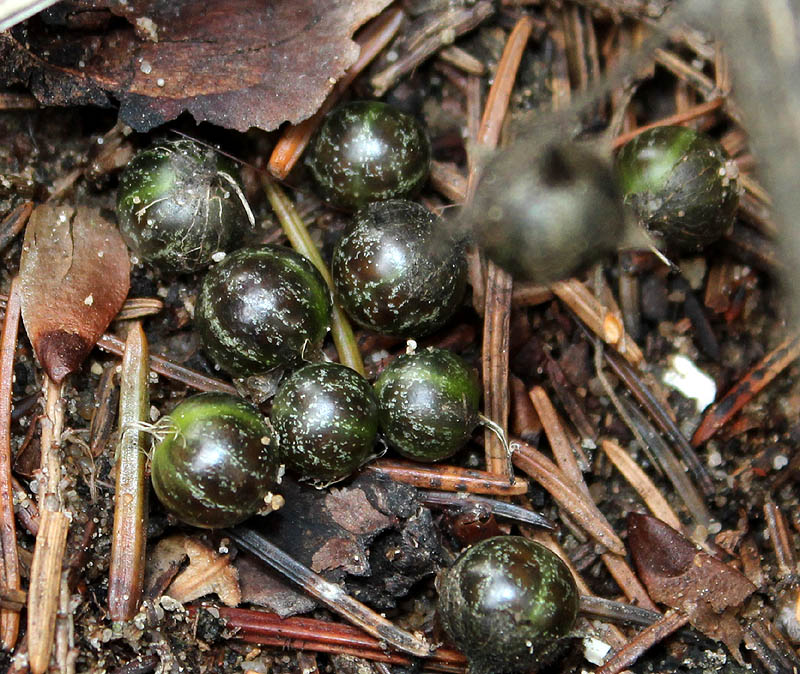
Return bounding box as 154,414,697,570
19,205,130,382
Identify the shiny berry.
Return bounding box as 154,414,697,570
616,125,740,251
332,200,466,336
438,536,579,674
195,246,332,377
306,101,431,211
150,393,279,529
471,141,626,283
271,362,379,482
116,139,253,272
374,347,479,462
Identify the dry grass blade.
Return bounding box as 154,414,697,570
0,278,21,649
19,205,130,383
0,202,32,254
108,323,149,622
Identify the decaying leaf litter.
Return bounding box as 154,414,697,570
0,0,799,673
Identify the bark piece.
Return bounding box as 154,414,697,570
1,0,393,132
19,205,130,382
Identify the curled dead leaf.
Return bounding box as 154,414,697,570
19,205,130,382
159,535,241,608
627,513,757,661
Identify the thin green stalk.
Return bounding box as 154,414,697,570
262,176,365,376
108,322,149,622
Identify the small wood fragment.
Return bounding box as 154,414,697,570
108,323,149,622
0,202,32,255
97,333,237,395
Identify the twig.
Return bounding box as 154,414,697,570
692,332,800,446
261,176,365,376
478,15,535,478
108,323,149,621
0,278,21,648
27,508,69,674
364,459,528,496
268,7,404,179
227,527,432,657
596,610,691,674
203,607,467,672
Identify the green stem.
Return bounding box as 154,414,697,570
262,176,365,376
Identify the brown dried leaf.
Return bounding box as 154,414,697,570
627,513,757,660
0,0,393,133
162,535,241,608
19,205,130,383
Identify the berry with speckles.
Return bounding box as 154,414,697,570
150,393,280,528
116,139,253,272
271,362,379,482
374,347,479,462
332,200,466,337
306,101,431,211
438,536,579,674
195,245,332,377
616,125,740,251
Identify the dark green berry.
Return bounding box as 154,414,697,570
374,347,479,462
616,125,740,251
150,393,279,529
306,101,431,211
471,141,626,283
116,139,252,272
271,362,379,482
438,536,579,674
195,245,332,377
332,200,466,337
